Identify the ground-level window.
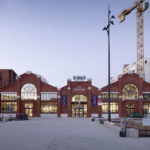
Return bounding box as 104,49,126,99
102,102,118,113
41,102,57,113
143,103,150,113
1,102,17,113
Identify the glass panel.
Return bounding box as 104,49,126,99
1,93,17,100
143,94,150,100
41,102,57,113
143,103,150,113
72,95,87,102
102,102,118,113
21,84,37,100
122,84,138,100
102,93,119,100
1,102,17,113
41,93,57,100
25,103,33,117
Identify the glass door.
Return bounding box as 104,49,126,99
25,103,33,117
126,103,135,117
72,103,87,118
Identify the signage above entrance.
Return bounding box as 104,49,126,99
73,75,86,81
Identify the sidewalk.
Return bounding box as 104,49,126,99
0,118,150,150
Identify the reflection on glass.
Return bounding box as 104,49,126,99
122,84,138,100
21,84,37,100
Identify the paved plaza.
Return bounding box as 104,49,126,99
0,118,150,150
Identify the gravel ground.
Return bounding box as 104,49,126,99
0,117,150,150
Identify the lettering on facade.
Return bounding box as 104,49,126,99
73,75,86,81
73,86,85,91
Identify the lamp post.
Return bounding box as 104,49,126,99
103,6,115,122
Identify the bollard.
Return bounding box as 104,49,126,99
120,121,127,137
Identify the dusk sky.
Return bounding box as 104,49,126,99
0,0,150,88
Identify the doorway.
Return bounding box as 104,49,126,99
25,103,33,117
72,95,87,118
126,103,135,117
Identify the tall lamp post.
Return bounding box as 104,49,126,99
103,6,115,122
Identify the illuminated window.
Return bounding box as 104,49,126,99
1,93,17,100
102,93,118,100
72,95,87,102
143,103,150,113
41,93,57,100
21,84,37,100
102,102,118,113
41,102,57,113
1,102,17,113
143,94,150,100
122,84,138,100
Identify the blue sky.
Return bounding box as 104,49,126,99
0,0,150,88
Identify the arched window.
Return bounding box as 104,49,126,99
122,84,138,100
72,95,87,102
21,84,37,100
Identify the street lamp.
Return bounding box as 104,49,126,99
103,6,115,122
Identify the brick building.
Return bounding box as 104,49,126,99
0,70,150,118
0,69,17,88
58,79,100,117
100,73,150,118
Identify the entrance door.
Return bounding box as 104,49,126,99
126,103,135,117
71,95,87,118
25,103,33,117
75,108,84,118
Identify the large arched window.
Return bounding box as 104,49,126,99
21,84,37,100
122,84,138,100
72,95,87,102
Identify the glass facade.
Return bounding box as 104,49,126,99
143,103,150,113
143,94,150,100
21,84,37,100
41,102,57,113
41,93,57,100
122,84,138,100
72,95,87,102
102,93,118,100
1,93,17,100
71,95,87,117
1,102,17,113
102,102,118,113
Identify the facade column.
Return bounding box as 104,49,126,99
98,95,102,118
139,96,143,114
118,95,123,117
57,94,61,117
0,93,1,113
87,86,92,117
67,86,71,117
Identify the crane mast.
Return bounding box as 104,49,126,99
118,0,149,79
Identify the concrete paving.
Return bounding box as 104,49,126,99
0,118,150,150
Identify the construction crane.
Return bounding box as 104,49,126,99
118,0,149,79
